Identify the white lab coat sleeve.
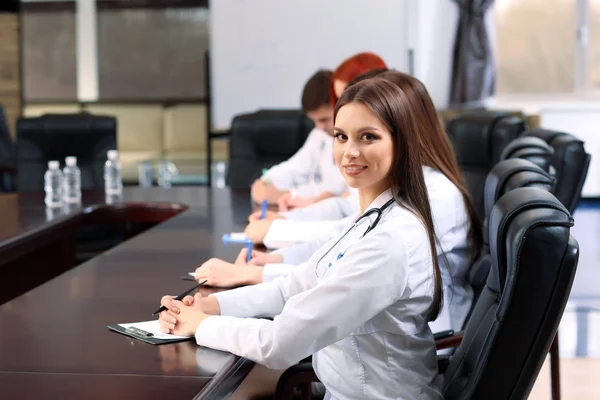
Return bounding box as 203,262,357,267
209,257,318,319
261,129,320,191
271,236,332,265
281,196,354,221
262,235,337,281
261,263,294,282
263,217,351,249
196,228,409,370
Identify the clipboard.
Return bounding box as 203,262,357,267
108,320,194,345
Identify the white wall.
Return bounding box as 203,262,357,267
412,0,458,108
210,0,412,130
209,0,464,130
540,108,599,197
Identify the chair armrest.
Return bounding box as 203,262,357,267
274,361,319,400
436,331,464,350
433,329,454,340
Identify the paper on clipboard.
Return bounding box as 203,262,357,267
118,320,190,340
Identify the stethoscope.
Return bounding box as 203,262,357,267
315,198,395,272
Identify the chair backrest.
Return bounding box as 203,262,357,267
499,136,554,173
446,111,526,218
16,113,117,191
443,188,578,400
521,128,591,213
467,159,556,306
0,105,15,163
226,109,314,188
0,105,17,192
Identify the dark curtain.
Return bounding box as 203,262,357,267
449,0,495,107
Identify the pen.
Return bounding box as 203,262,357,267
126,326,154,337
246,241,253,263
260,200,267,219
152,279,208,315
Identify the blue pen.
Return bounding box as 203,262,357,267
260,200,268,219
246,241,253,263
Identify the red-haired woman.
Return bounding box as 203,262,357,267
330,52,388,106
277,53,389,211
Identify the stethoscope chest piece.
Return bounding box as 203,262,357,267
315,198,395,275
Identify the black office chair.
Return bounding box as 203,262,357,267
16,113,123,264
441,188,578,399
0,105,16,192
16,113,117,192
273,162,557,400
516,128,590,400
521,128,591,214
446,110,526,218
226,109,313,189
460,158,563,400
467,159,555,308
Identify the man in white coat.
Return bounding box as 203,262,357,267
251,70,349,209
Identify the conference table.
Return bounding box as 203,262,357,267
0,187,261,399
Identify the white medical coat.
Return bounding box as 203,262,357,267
197,190,443,399
262,128,348,197
280,189,359,221
263,167,473,332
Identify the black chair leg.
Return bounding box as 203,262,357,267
550,333,561,400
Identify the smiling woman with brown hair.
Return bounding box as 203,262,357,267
157,77,480,399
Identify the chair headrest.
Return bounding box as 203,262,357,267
483,159,555,218
17,113,117,134
16,113,117,162
522,128,591,213
500,137,554,171
488,187,572,293
230,109,313,155
445,111,520,166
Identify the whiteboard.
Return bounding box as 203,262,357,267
209,0,409,130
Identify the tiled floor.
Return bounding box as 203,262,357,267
529,199,600,399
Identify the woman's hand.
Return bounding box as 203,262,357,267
236,248,283,266
248,210,285,222
251,180,287,203
277,193,316,211
250,179,269,202
244,220,273,244
193,258,259,288
235,248,283,266
158,292,209,336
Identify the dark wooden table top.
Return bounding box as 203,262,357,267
0,187,257,399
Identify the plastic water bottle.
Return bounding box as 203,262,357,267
63,156,82,204
44,160,64,207
104,150,123,196
214,161,226,188
157,160,173,189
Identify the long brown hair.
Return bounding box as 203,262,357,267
334,76,483,321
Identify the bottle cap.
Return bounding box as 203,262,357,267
65,156,77,166
48,160,59,169
107,150,119,160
